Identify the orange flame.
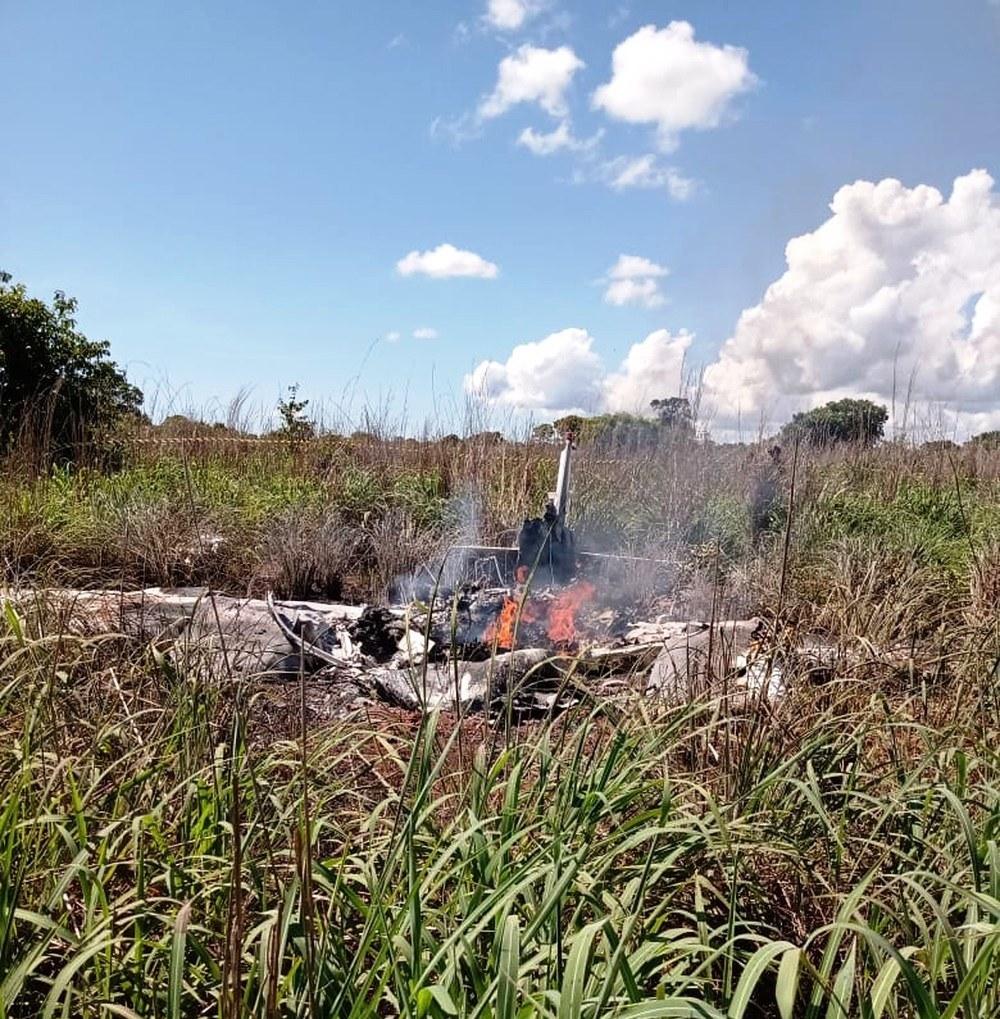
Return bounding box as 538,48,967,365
485,580,597,650
546,581,595,645
484,594,538,650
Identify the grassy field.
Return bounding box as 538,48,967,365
1,433,998,1017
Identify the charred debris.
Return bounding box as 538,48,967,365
20,434,813,720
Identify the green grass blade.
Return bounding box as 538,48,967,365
496,914,520,1019
775,946,802,1019
727,940,795,1019
169,901,191,1019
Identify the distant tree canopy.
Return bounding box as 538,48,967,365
968,430,1000,449
154,415,237,438
650,396,693,436
534,397,695,451
0,272,143,458
782,398,888,447
555,413,660,450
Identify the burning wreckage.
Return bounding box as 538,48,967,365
30,438,797,717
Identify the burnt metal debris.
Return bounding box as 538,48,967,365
25,585,806,722
516,433,577,585
452,431,674,591
11,435,799,720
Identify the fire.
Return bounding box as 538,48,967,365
484,580,596,650
484,593,538,650
546,581,595,645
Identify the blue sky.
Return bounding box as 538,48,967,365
3,1,999,435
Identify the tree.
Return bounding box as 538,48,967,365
968,430,1000,450
782,398,888,447
531,423,559,443
0,272,143,459
650,396,694,437
155,415,237,438
276,384,314,441
552,415,585,440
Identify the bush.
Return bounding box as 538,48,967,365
782,398,888,447
0,272,142,462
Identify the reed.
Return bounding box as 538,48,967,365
0,431,998,1016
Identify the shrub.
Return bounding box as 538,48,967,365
0,272,142,462
782,398,888,447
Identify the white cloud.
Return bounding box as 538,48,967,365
413,327,439,340
702,169,1000,432
464,328,606,416
464,327,690,418
602,254,669,308
479,44,584,120
603,154,697,200
396,243,499,279
603,329,692,412
592,21,757,150
604,279,665,308
429,113,482,146
485,0,543,30
517,120,600,156
608,254,669,280
461,174,1000,435
385,330,401,343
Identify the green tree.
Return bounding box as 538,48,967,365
782,398,888,447
968,430,1000,450
583,413,660,451
551,414,585,440
0,272,142,459
154,414,236,438
276,384,315,441
650,396,694,437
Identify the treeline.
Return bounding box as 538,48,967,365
5,273,1000,466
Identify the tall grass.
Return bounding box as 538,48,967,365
1,433,998,1015
3,433,999,604
1,588,997,1016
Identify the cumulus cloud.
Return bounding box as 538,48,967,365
396,243,499,279
604,278,664,308
413,326,439,339
479,44,584,120
608,254,669,280
463,172,1000,433
702,169,1000,431
603,154,697,200
485,0,543,30
464,327,690,418
517,120,600,156
465,328,606,417
602,254,670,308
603,329,692,412
385,330,401,343
592,21,757,150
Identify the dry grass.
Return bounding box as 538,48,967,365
0,431,998,1016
